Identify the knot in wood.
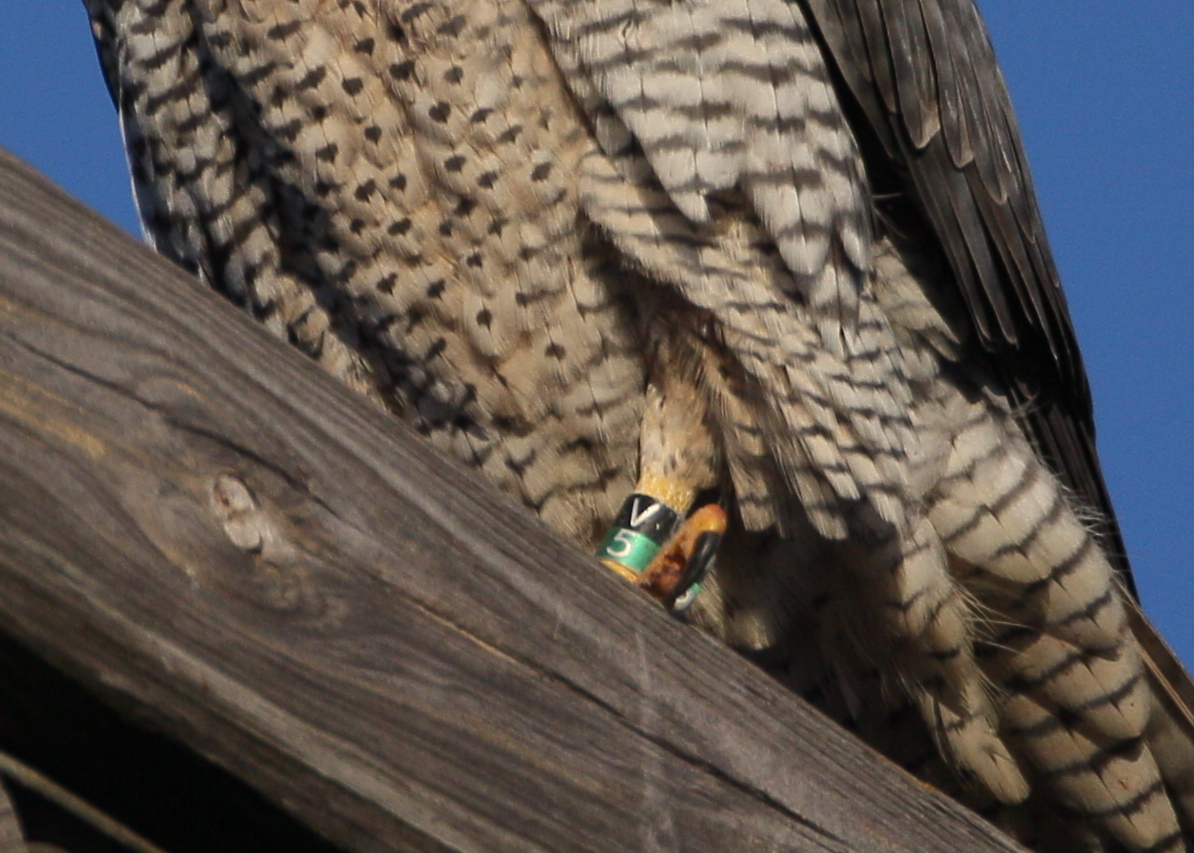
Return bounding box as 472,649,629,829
211,473,267,552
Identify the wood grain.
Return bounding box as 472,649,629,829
0,147,1025,853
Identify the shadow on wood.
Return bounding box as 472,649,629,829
0,625,344,853
0,147,1025,852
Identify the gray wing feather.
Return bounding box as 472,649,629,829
801,0,1133,586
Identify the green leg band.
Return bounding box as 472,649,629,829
596,494,681,575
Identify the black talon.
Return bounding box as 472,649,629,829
665,529,721,611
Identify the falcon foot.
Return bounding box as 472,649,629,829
597,490,726,610
640,504,726,609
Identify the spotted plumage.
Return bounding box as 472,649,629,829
85,0,1194,849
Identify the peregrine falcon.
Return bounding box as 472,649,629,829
84,0,1194,849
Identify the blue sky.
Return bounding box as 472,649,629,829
2,4,1192,664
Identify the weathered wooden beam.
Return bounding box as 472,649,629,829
0,781,28,853
0,147,1024,853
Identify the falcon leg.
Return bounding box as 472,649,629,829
597,375,725,608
